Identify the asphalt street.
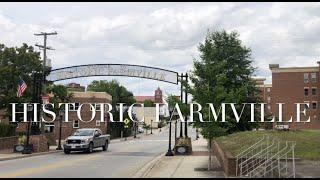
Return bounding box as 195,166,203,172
0,123,196,178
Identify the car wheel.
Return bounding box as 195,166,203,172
64,150,70,154
87,143,94,153
102,141,108,151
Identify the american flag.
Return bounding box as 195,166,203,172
17,77,27,98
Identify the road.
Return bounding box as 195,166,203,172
0,124,196,178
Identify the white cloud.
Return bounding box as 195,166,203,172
1,2,320,96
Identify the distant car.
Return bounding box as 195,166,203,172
63,128,110,154
138,127,144,133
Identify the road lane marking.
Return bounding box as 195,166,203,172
0,154,101,178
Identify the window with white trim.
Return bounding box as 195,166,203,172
69,103,80,111
90,103,101,111
304,88,309,96
304,73,309,83
73,120,79,128
267,88,270,92
312,87,317,95
44,123,55,133
311,73,317,83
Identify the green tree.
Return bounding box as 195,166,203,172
0,43,45,122
87,80,136,138
143,99,155,107
188,30,261,138
47,84,73,114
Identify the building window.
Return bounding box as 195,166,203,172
267,105,271,110
312,102,317,109
304,73,309,83
69,103,80,111
74,103,80,111
90,104,101,111
267,88,271,92
267,97,271,103
73,120,79,128
44,123,55,133
96,120,101,127
311,73,317,82
312,88,317,95
304,88,309,96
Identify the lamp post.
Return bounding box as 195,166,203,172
22,104,33,154
56,108,65,150
133,122,137,138
150,119,153,134
196,128,199,140
165,106,174,156
175,120,177,140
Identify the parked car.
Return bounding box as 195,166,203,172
138,127,144,133
63,128,110,154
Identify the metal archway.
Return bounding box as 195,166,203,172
47,64,179,84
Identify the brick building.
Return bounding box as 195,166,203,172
45,91,112,140
16,86,112,140
133,87,164,129
269,63,320,130
65,82,86,92
134,87,163,103
253,77,273,116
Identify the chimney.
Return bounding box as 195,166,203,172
269,64,279,70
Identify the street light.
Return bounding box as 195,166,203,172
165,106,174,156
196,128,199,140
56,108,65,150
150,119,153,134
134,121,137,138
175,120,177,141
22,104,33,154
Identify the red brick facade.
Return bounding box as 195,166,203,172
16,91,112,140
269,63,320,130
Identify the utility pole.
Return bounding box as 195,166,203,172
184,73,188,137
180,73,183,138
34,31,57,133
34,31,57,93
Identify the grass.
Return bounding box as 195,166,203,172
215,130,320,160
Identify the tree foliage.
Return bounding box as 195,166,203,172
188,30,261,138
47,84,73,115
143,99,155,107
87,80,136,138
0,43,45,120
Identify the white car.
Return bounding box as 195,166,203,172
138,127,144,133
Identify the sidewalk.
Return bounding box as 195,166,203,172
142,137,226,178
0,146,61,162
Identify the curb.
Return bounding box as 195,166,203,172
0,150,62,162
132,152,166,178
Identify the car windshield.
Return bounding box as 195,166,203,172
73,130,94,136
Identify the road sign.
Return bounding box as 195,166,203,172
124,118,130,129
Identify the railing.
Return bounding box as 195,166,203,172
236,135,296,178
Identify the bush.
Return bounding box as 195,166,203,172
0,123,16,137
18,135,27,145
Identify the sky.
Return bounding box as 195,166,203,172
1,2,320,97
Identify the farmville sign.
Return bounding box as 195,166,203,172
47,64,179,84
10,102,312,124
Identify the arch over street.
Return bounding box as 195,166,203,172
47,64,179,84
